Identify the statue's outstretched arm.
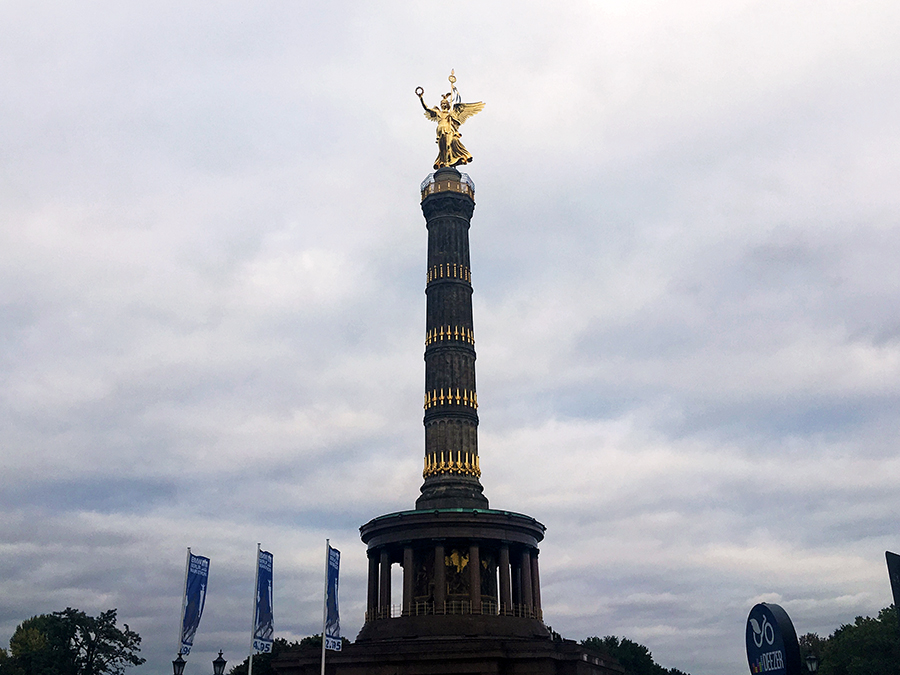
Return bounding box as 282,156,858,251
416,87,436,117
416,87,428,112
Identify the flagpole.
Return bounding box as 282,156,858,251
248,543,260,675
320,539,329,675
176,547,191,657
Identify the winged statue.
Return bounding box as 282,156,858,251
417,71,485,170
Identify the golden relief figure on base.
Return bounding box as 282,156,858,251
417,70,485,170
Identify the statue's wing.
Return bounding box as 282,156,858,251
453,101,485,125
423,107,439,121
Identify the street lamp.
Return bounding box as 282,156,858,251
172,654,186,675
805,652,819,673
212,650,227,675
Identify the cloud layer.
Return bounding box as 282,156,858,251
1,2,898,673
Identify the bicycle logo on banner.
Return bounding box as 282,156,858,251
750,614,775,648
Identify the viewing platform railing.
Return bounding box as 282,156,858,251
365,600,542,623
420,172,475,201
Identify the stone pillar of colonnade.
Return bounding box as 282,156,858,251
402,546,414,615
468,544,481,613
499,544,511,613
379,549,391,617
367,551,379,620
434,542,446,611
531,549,542,616
521,549,533,615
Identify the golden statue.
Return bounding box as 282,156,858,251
417,71,485,170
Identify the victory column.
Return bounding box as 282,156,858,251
272,72,624,675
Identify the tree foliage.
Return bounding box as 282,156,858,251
581,635,690,675
227,635,350,675
802,605,900,675
227,638,303,675
0,608,145,675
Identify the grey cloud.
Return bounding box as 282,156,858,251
1,2,899,674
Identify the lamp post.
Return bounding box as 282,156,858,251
805,652,819,673
172,654,186,675
212,651,227,675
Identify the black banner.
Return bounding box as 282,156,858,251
886,551,900,635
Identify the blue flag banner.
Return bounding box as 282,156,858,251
180,553,210,655
253,550,274,654
324,546,341,651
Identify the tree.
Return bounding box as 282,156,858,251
581,635,690,675
818,606,900,675
227,638,302,675
227,636,350,675
0,608,145,675
799,632,826,668
2,613,72,675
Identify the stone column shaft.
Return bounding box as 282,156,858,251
521,549,533,614
512,559,522,606
366,551,379,621
379,549,391,616
499,544,512,612
417,169,488,511
434,543,446,612
469,543,481,613
402,546,414,615
531,550,542,614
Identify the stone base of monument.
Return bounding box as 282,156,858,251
271,635,626,675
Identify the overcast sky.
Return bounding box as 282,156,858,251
2,2,899,674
